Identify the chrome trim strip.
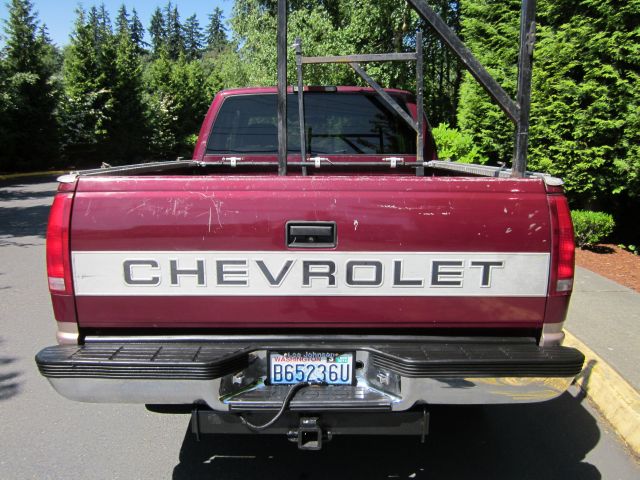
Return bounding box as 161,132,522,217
70,160,202,177
424,160,564,186
540,323,565,347
56,322,79,345
44,374,573,408
46,378,226,409
390,376,572,407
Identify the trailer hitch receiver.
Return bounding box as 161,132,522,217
288,417,330,450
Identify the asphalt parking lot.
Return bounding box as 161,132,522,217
1,178,638,479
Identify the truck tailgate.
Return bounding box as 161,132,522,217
70,175,552,330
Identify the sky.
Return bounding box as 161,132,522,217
0,0,234,47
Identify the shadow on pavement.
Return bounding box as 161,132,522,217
172,392,601,480
0,175,60,190
0,187,57,202
0,204,51,239
0,178,57,240
0,340,21,401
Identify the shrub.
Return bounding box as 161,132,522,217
431,123,486,164
571,210,615,248
617,244,638,256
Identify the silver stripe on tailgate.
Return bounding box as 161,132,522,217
72,251,550,297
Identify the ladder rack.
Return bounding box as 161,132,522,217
275,0,536,178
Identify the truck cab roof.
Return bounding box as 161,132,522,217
217,86,415,97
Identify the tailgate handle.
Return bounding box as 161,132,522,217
287,222,336,248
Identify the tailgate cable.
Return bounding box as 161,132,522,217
239,381,312,431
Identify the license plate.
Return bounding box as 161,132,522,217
268,351,355,385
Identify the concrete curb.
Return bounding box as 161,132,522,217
564,329,640,456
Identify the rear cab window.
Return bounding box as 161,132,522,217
206,92,417,156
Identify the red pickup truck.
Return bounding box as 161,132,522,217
37,86,583,449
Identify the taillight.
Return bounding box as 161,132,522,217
548,195,575,295
46,193,74,294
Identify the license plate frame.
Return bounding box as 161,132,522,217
267,351,356,386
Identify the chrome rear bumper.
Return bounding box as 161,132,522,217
36,337,584,410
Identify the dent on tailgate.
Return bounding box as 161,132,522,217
70,175,551,329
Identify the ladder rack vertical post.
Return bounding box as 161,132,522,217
277,0,288,176
416,30,425,172
294,37,308,175
512,0,536,177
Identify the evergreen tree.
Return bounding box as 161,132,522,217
149,7,166,56
456,0,520,165
457,0,640,201
97,25,119,142
86,6,99,44
38,23,63,87
205,7,227,51
116,5,129,36
96,3,113,42
165,3,184,60
0,59,7,160
62,9,99,98
143,48,179,157
230,0,349,86
3,0,46,85
129,8,146,53
144,48,214,158
0,0,58,171
61,5,147,164
87,6,110,49
109,27,147,162
531,0,640,201
60,7,113,162
37,23,50,43
183,14,203,60
228,0,461,126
